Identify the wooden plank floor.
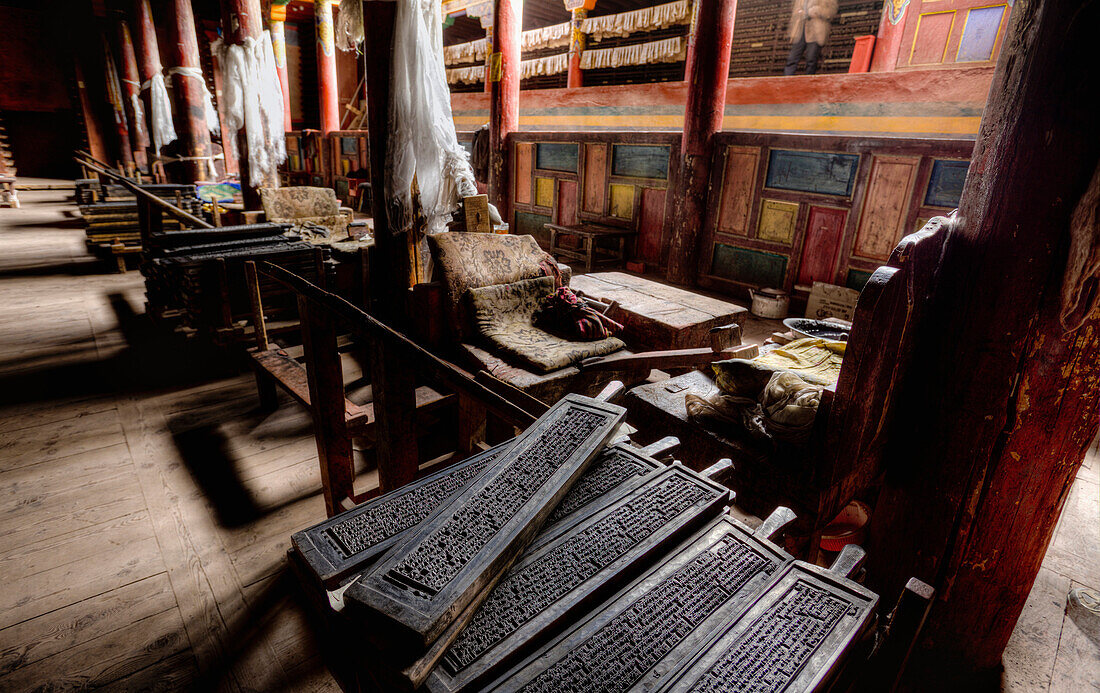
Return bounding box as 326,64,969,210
0,184,1095,691
0,186,341,691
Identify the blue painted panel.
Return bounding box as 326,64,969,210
610,144,670,180
846,269,873,291
711,244,788,287
515,211,553,246
341,137,358,155
957,6,1004,62
924,159,968,208
535,143,579,173
764,149,860,197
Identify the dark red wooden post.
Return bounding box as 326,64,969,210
315,0,341,133
483,24,494,94
132,0,166,163
862,0,1100,680
488,0,520,224
116,15,149,172
270,6,293,132
102,36,135,174
221,0,265,209
664,0,736,285
166,0,215,182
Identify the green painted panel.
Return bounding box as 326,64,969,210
535,143,579,172
710,244,788,288
610,144,670,180
515,211,553,246
846,268,874,291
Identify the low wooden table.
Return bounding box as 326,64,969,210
571,271,749,350
546,222,636,273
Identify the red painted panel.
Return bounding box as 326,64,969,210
583,143,607,214
557,179,579,225
798,206,847,285
716,146,759,236
909,11,956,66
638,187,667,265
514,142,533,205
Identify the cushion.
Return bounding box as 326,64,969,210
468,276,624,373
429,232,557,339
260,186,340,219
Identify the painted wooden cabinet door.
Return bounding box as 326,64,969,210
899,0,1011,69
637,188,667,265
515,143,534,206
583,143,607,214
798,206,847,286
716,146,760,236
557,180,579,226
854,155,919,261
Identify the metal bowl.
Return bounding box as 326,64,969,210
782,318,851,341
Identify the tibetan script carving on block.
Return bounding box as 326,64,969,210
427,465,728,693
346,394,626,651
656,561,878,693
484,516,792,693
291,443,507,589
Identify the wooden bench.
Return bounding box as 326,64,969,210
545,222,637,273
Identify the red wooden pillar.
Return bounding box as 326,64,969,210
565,0,594,89
488,0,520,222
665,0,736,285
315,0,340,133
270,7,293,132
204,24,239,174
221,0,267,208
166,0,215,182
116,16,149,171
132,0,168,166
103,36,135,174
869,0,907,71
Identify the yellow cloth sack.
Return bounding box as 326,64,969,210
752,338,846,387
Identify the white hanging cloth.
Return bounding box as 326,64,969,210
582,0,691,41
166,66,221,135
520,53,569,79
443,37,489,65
212,32,287,188
141,72,177,152
521,22,571,52
389,0,496,235
336,0,365,51
580,36,686,70
446,64,486,85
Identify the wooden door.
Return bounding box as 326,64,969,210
798,206,846,286
557,179,578,226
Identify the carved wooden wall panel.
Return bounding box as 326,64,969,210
797,206,847,286
582,143,607,214
514,143,533,206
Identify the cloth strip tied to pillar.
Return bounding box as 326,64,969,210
165,67,220,135
141,73,177,152
212,32,287,188
122,80,146,141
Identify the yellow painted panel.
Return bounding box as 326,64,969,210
757,199,800,244
535,177,555,208
610,184,634,219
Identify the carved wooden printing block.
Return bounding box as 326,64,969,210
425,465,730,693
655,559,878,693
344,394,626,652
292,441,664,592
483,515,793,692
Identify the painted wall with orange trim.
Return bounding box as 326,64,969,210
452,66,995,139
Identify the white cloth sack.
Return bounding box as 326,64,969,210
142,73,177,152
213,32,287,188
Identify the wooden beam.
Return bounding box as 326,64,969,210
75,158,213,229
863,0,1100,678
